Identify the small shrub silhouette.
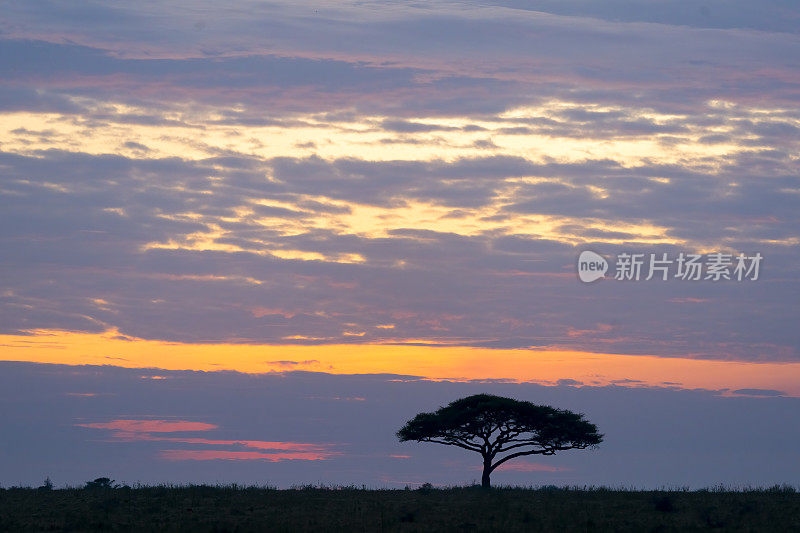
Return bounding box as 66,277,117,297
37,477,53,491
85,477,116,489
417,482,433,494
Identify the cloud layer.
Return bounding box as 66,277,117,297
0,1,798,361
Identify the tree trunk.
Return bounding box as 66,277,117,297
481,459,492,488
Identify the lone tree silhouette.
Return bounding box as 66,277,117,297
397,394,602,488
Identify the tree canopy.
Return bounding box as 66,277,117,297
397,394,602,487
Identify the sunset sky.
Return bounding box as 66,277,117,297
1,1,799,489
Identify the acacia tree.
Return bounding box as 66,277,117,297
397,394,602,488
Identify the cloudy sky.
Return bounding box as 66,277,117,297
1,1,799,488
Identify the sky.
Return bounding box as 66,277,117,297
0,0,799,489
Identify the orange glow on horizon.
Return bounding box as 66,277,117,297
2,329,799,396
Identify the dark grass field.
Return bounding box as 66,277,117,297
1,485,799,532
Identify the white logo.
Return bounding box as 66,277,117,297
577,251,608,283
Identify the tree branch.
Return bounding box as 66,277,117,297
421,438,482,453
490,448,557,471
494,440,546,453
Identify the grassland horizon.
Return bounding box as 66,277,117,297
2,483,799,531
